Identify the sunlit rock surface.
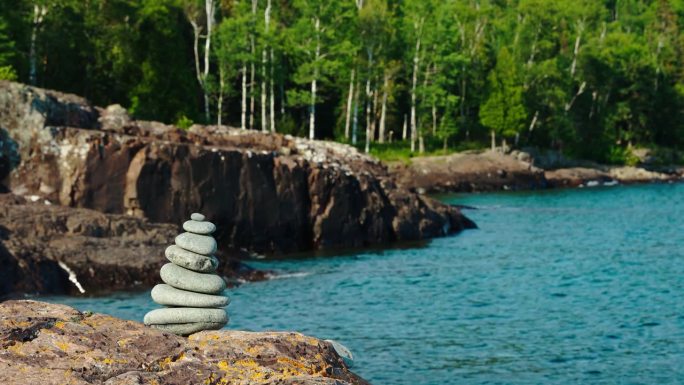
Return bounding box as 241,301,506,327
0,300,368,385
0,81,474,254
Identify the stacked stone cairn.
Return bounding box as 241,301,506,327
144,213,229,335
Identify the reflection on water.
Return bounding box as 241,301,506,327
42,183,684,384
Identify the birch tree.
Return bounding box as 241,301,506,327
287,0,354,140
183,0,216,123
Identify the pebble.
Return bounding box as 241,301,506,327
160,263,226,294
151,284,229,308
175,232,217,255
191,213,205,221
144,307,227,325
182,220,216,235
165,245,218,273
150,321,226,336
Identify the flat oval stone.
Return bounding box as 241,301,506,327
190,213,205,221
160,263,226,294
151,284,229,308
144,307,227,325
182,220,216,235
165,245,218,273
150,321,226,336
175,232,217,255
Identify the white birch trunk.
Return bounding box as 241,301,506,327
260,49,267,131
249,51,255,129
241,63,247,129
402,114,407,140
570,20,584,78
344,69,355,140
378,72,389,144
309,17,320,141
365,49,373,149
352,83,359,145
364,81,371,153
202,0,215,123
528,110,539,132
269,48,275,132
29,5,47,86
217,65,224,125
261,0,271,132
249,0,258,130
410,20,423,153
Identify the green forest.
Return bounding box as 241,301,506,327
1,0,683,164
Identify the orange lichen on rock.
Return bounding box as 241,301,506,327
0,300,368,385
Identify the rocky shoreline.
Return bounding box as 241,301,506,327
389,150,683,193
0,81,474,255
0,300,368,385
0,194,266,298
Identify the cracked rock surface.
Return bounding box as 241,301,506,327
0,300,368,385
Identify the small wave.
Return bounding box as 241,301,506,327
266,271,313,280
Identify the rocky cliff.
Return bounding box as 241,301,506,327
0,300,368,385
0,81,474,254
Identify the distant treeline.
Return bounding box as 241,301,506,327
1,0,683,163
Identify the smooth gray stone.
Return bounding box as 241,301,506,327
175,232,217,255
191,213,205,221
165,245,218,273
144,307,227,325
151,284,229,308
160,263,226,294
150,321,226,336
183,220,216,235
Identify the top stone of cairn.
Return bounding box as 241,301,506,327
191,212,206,221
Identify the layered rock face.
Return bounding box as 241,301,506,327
0,81,474,254
0,300,368,385
0,194,264,297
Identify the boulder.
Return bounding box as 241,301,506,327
0,300,368,385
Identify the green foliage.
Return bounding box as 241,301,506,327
175,115,194,130
479,48,527,140
0,0,682,165
0,66,16,81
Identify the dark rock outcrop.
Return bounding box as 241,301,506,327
0,81,474,254
0,300,368,385
390,150,548,193
0,194,265,297
390,149,682,193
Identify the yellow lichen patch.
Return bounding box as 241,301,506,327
157,352,184,369
158,356,173,369
102,358,114,365
8,342,25,356
54,321,66,329
246,345,262,356
216,360,229,371
56,342,70,352
276,356,315,377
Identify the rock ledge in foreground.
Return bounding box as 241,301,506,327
0,300,368,385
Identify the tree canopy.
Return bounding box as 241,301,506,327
2,0,683,163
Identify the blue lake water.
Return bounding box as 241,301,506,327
41,183,684,384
